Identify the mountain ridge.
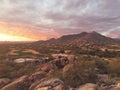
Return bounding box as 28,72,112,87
36,31,118,45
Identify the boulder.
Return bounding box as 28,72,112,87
77,83,98,90
0,78,11,88
29,78,46,90
1,75,28,90
53,57,69,69
34,78,67,90
62,64,72,73
54,58,66,69
69,88,76,90
29,71,47,81
109,83,120,90
67,55,75,62
110,87,120,90
41,63,57,72
64,50,71,54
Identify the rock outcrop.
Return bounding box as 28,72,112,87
34,78,67,90
29,71,47,81
1,75,28,90
0,78,11,89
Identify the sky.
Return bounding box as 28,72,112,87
0,0,120,41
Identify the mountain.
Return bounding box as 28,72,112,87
114,38,120,42
35,31,118,45
54,32,88,43
69,31,117,45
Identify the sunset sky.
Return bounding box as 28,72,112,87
0,0,120,41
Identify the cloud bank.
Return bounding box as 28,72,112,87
0,0,120,40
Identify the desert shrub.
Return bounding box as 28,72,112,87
62,61,97,87
47,68,63,79
106,59,120,77
8,64,36,78
0,60,36,79
48,60,97,87
95,60,108,74
0,61,14,78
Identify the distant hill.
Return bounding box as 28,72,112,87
0,41,33,45
114,38,120,42
35,31,118,45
